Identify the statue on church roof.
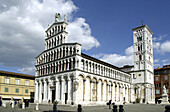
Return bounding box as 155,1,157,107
55,13,61,23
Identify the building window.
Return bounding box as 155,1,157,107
155,77,158,81
25,80,29,86
5,88,8,92
164,70,167,73
139,55,142,60
15,79,20,85
164,76,168,80
15,89,19,93
4,78,10,84
133,74,136,79
156,90,160,95
25,89,28,93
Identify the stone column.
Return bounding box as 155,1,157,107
125,86,129,102
145,87,148,103
90,80,93,102
75,59,77,69
83,79,86,101
47,81,51,102
34,80,39,103
106,84,108,101
116,84,119,102
67,60,70,70
112,83,115,102
55,78,60,102
39,82,42,103
67,76,72,104
61,77,65,104
97,81,101,102
43,80,48,103
71,58,73,70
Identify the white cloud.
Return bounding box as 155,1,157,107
153,34,168,41
125,46,134,56
93,46,134,67
153,41,170,54
154,59,159,63
162,59,168,63
68,18,100,50
0,0,99,74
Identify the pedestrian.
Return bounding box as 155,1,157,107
109,100,112,109
53,100,57,112
48,99,51,104
0,100,2,106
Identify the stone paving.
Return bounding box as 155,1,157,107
0,103,168,112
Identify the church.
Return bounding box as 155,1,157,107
34,14,155,105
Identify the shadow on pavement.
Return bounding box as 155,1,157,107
43,110,76,112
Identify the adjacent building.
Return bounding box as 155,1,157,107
35,14,155,105
154,65,170,100
0,70,35,102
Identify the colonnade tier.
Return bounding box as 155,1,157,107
34,74,131,104
36,43,81,65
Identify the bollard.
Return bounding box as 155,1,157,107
165,105,170,112
22,102,25,109
77,104,82,112
12,102,14,108
119,105,124,112
36,103,39,111
3,102,6,107
112,105,117,112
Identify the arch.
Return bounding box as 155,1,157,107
79,74,85,79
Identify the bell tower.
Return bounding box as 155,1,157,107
132,24,155,103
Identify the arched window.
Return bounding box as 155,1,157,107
139,55,142,60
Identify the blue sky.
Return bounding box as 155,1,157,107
0,0,170,75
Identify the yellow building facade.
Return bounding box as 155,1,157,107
0,70,35,102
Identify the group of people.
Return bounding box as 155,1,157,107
9,99,29,108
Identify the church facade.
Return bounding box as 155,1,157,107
34,14,155,105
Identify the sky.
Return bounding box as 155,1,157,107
0,0,170,75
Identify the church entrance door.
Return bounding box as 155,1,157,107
52,90,55,103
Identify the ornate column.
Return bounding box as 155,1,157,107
67,60,70,70
125,86,129,102
64,60,66,71
55,63,57,73
55,77,60,103
71,58,73,70
60,61,63,71
90,80,93,102
39,81,42,103
145,85,148,103
112,83,115,102
61,47,63,58
61,76,65,104
101,82,104,101
67,76,72,104
106,83,108,101
47,79,52,102
57,62,59,72
97,81,101,102
75,58,78,69
43,79,48,103
34,80,39,103
83,79,86,101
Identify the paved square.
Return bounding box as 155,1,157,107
0,103,167,112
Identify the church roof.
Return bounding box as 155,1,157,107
132,24,153,35
81,53,130,75
0,70,35,79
